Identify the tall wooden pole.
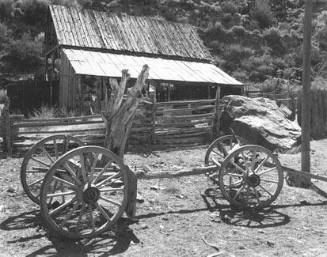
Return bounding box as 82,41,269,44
301,0,313,174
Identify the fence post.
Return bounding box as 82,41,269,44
0,94,12,156
213,86,221,138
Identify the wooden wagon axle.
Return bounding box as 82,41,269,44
134,163,327,183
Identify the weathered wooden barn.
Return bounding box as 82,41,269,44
44,4,242,114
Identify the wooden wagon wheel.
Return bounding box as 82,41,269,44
219,145,283,209
40,146,129,240
204,135,246,184
20,135,84,204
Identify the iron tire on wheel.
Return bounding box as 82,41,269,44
20,135,84,204
40,146,129,240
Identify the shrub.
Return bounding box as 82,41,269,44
263,27,286,56
221,13,233,27
231,25,246,37
232,70,248,82
223,44,253,62
220,2,238,14
20,0,48,28
251,0,275,29
5,32,43,71
0,0,12,21
316,26,327,51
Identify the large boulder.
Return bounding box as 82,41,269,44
221,95,301,152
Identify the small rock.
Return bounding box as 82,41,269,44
238,246,245,250
258,229,265,234
267,241,275,247
140,223,148,230
159,224,164,229
232,229,237,235
300,200,310,205
136,193,144,203
162,216,169,221
7,186,15,193
175,194,184,199
150,185,160,191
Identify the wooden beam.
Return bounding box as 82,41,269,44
135,165,218,180
301,0,313,175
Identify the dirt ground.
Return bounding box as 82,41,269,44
1,140,327,257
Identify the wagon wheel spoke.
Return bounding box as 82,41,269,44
40,146,55,163
250,150,257,172
47,190,76,198
53,175,77,188
86,205,95,232
96,172,121,188
96,203,111,222
93,161,112,184
232,184,246,200
54,138,59,159
99,186,124,192
261,179,278,184
100,196,122,207
258,184,273,197
59,200,81,228
49,197,77,217
63,163,81,185
79,153,88,184
254,155,269,174
253,187,261,205
30,157,50,167
90,153,100,183
229,160,247,175
28,177,43,187
76,202,87,230
256,167,276,176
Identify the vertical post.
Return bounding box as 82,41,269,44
301,0,312,175
150,86,156,146
1,95,12,156
214,86,221,138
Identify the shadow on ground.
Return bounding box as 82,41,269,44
0,211,139,257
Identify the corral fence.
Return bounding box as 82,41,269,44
0,99,216,156
297,88,327,138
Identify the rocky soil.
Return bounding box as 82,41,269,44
0,139,327,256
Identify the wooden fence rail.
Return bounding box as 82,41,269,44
1,99,217,155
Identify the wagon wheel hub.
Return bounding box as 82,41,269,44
246,174,261,187
83,186,100,204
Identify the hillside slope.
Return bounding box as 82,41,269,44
1,0,327,88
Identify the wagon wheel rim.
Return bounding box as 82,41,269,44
219,145,283,209
20,135,84,204
40,146,129,240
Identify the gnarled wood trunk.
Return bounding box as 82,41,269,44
101,65,150,218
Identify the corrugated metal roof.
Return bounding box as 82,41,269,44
49,5,212,61
62,49,242,85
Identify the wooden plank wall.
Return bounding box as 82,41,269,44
59,50,77,110
7,100,215,155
